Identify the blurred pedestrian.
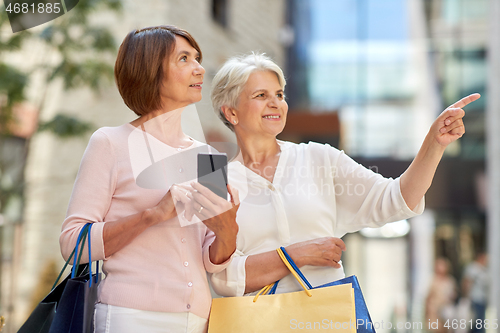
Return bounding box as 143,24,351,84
462,252,489,333
426,258,458,333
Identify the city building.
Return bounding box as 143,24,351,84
282,0,490,331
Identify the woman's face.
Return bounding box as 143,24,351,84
234,70,288,139
435,259,449,275
160,36,205,111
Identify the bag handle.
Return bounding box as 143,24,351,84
51,223,91,290
72,223,91,278
85,223,101,287
276,248,312,297
253,247,312,302
266,247,314,293
279,247,313,289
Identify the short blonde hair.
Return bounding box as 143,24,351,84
211,53,286,131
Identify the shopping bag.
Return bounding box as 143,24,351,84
278,247,376,333
48,271,101,333
208,248,357,333
49,223,101,333
16,264,87,333
317,276,375,333
18,223,101,333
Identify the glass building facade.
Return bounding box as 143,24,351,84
426,0,487,160
286,0,423,159
285,0,488,330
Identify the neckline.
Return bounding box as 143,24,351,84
232,140,288,186
126,122,196,151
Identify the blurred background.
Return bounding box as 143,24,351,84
0,0,498,332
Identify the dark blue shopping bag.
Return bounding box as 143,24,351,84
18,223,101,333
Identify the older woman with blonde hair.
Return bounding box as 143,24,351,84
191,53,479,297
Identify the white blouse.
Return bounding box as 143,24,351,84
210,141,424,297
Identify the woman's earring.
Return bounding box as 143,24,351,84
233,120,237,125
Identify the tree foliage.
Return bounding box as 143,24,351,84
38,114,92,138
0,11,30,129
0,0,122,136
0,0,122,215
36,0,122,93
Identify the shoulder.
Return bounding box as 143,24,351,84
284,140,342,154
93,124,133,141
88,124,135,149
283,140,345,162
84,125,134,158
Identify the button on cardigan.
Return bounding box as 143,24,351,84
210,140,424,297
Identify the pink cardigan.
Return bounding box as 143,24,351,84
60,124,230,319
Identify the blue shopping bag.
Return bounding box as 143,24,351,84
49,223,101,333
18,223,101,333
270,247,376,333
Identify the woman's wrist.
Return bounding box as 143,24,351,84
209,224,238,264
215,225,238,250
209,238,236,264
284,246,304,268
425,130,447,152
142,207,161,227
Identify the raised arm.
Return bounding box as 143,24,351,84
400,93,480,210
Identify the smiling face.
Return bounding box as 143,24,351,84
160,35,205,111
232,70,288,139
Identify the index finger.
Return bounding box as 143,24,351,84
448,93,480,109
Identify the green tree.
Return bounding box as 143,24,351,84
0,0,123,207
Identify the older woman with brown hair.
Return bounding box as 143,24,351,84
195,53,479,297
59,26,238,333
